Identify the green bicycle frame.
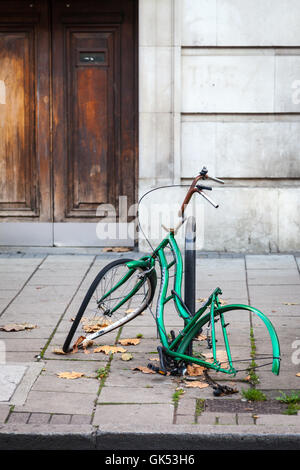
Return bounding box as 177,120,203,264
109,232,280,376
148,232,241,374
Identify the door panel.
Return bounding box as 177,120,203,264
0,2,51,221
0,31,33,214
66,28,119,217
52,0,137,223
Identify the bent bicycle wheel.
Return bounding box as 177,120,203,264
173,304,280,377
62,258,156,352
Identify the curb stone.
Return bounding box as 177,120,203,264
0,425,300,450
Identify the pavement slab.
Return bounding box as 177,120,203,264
0,364,27,401
0,251,299,450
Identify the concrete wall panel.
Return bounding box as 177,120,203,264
182,0,300,46
182,118,300,178
182,51,300,114
182,53,274,113
203,188,279,253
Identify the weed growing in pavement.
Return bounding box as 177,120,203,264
241,388,267,402
246,327,260,386
276,390,300,415
172,388,185,406
96,367,109,380
195,398,205,420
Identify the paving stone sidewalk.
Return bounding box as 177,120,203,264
0,250,300,450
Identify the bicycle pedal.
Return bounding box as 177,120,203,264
147,363,167,376
213,384,238,397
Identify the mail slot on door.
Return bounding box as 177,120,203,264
79,52,106,65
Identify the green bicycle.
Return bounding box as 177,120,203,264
62,167,281,379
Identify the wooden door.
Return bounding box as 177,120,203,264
0,1,51,223
52,0,138,224
0,0,137,245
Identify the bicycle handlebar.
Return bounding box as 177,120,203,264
196,188,219,208
200,166,225,184
178,166,223,217
196,184,212,191
207,175,225,184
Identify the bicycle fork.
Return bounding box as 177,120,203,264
209,294,236,375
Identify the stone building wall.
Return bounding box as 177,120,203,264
138,0,300,252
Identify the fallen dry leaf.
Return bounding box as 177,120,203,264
82,340,94,354
0,323,37,332
53,348,66,355
296,373,300,377
125,308,135,314
119,338,140,346
186,364,205,377
195,333,207,341
72,335,86,353
93,345,126,355
70,337,93,354
148,356,159,362
102,247,131,253
121,352,133,361
132,366,155,374
184,380,208,389
57,371,85,380
283,302,299,306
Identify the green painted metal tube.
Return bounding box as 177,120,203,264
219,309,234,370
168,233,191,322
210,296,217,363
126,258,153,270
155,247,170,349
109,276,148,314
98,268,135,303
